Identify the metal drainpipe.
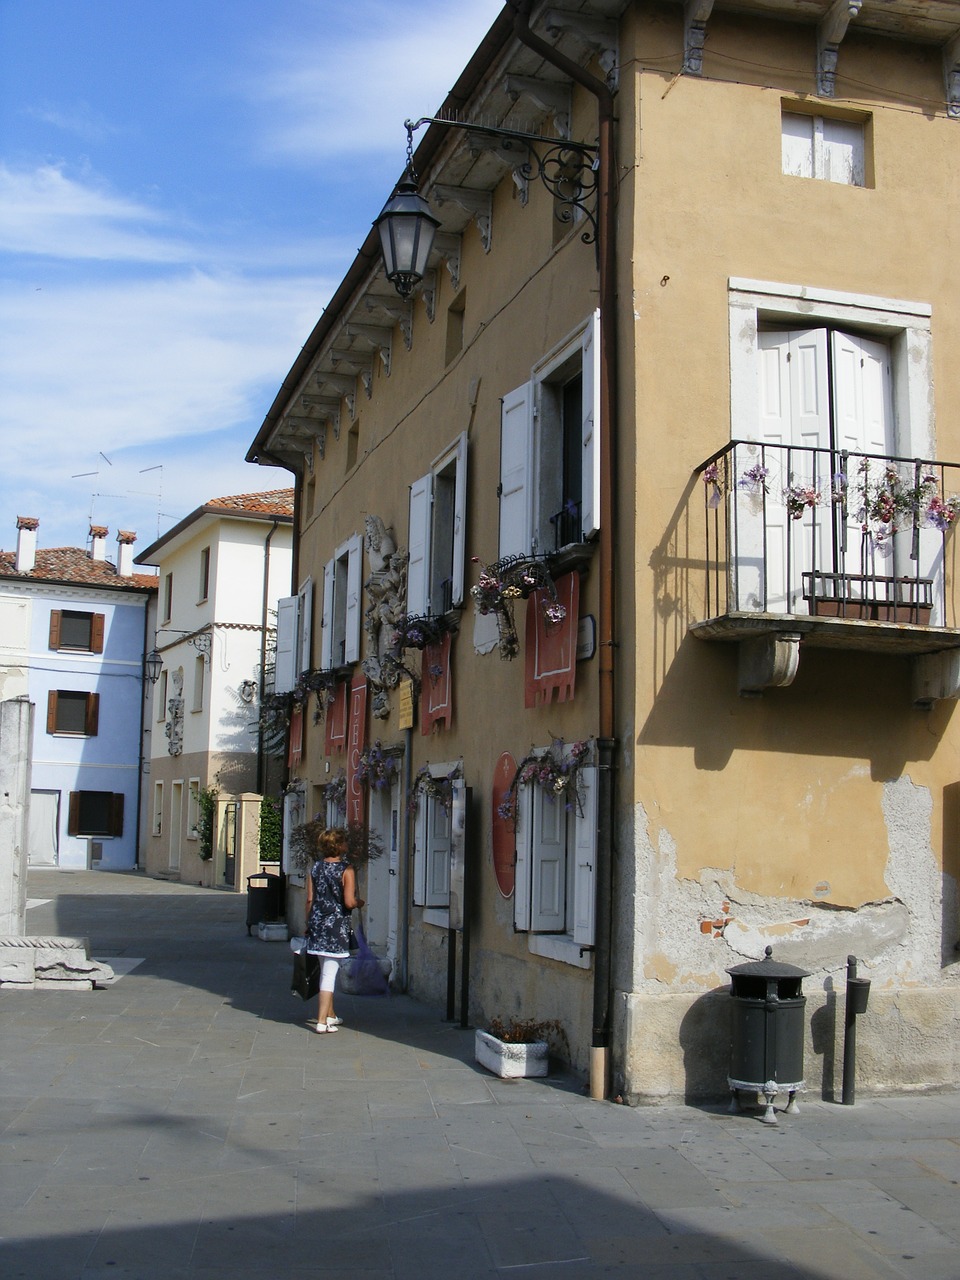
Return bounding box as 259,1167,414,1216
508,0,619,1102
135,597,152,871
257,518,281,796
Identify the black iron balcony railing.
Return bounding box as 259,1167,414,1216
695,440,960,629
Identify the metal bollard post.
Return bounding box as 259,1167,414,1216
841,955,871,1105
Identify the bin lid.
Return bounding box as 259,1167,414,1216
726,945,810,980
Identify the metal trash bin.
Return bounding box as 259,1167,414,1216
727,945,809,1124
246,872,283,936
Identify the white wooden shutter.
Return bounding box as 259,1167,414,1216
781,112,814,177
412,803,427,906
513,783,533,932
572,764,598,947
407,472,431,616
450,431,468,607
530,788,566,933
425,796,452,908
499,382,533,559
821,117,864,186
297,578,313,675
343,534,363,664
580,310,601,540
274,596,298,693
320,558,335,670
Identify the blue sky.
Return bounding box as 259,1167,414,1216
0,0,503,557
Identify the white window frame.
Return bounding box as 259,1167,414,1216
155,669,168,722
499,310,600,559
514,751,597,967
412,761,461,926
282,785,306,886
152,780,164,837
320,535,363,670
407,432,468,616
192,654,205,713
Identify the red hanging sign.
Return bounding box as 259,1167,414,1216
524,571,580,708
491,751,517,899
324,680,348,755
421,632,453,734
288,703,303,767
345,673,368,827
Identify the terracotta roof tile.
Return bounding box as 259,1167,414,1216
204,489,294,517
0,546,158,591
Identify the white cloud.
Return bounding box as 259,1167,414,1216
248,1,505,166
21,101,119,144
0,163,192,262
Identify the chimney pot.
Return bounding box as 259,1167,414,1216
15,516,38,573
89,525,108,561
116,530,136,577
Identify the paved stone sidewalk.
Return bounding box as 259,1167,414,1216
2,870,960,1279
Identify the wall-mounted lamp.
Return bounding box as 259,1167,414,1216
144,648,163,685
375,116,599,299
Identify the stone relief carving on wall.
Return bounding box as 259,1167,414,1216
165,667,184,756
360,514,408,719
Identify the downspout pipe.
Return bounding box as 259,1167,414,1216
507,0,619,1101
257,518,281,796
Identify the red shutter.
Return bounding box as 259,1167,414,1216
324,681,348,755
67,792,80,836
91,614,105,653
420,632,453,734
49,611,62,650
110,793,125,837
46,691,58,733
288,704,303,767
524,572,580,708
85,693,100,736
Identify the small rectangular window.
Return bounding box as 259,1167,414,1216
155,669,168,722
153,781,164,836
67,790,123,837
47,690,99,736
781,110,865,186
193,654,205,712
199,547,210,601
163,572,174,622
187,779,200,838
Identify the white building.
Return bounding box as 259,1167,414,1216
0,517,157,870
135,490,293,887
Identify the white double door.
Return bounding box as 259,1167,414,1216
738,327,893,613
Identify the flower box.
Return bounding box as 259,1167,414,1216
474,1028,549,1079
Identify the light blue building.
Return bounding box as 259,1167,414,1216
0,518,157,870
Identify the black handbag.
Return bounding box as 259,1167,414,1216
291,947,320,1000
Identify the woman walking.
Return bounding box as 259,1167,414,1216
305,827,363,1033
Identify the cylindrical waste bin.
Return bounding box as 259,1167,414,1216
727,945,809,1124
246,872,282,935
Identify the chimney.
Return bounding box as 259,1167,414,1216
15,516,38,573
89,525,108,561
116,530,136,577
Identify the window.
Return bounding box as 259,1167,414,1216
49,610,104,653
275,575,318,693
47,690,99,736
346,421,359,471
163,572,174,623
187,778,200,838
282,785,306,883
192,654,205,712
781,109,865,186
155,669,168,722
514,752,597,960
408,433,468,616
412,763,463,919
198,547,210,601
153,781,163,836
321,537,363,670
67,790,123,837
499,310,600,558
729,279,937,617
445,290,465,364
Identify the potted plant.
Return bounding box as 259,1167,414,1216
475,1016,568,1079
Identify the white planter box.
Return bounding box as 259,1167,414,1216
475,1028,549,1079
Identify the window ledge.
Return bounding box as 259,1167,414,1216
528,934,592,969
422,908,450,929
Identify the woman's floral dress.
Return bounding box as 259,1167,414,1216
306,858,351,957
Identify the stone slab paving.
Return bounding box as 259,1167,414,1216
2,870,960,1279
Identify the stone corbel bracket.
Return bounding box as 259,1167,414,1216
738,632,801,697
817,0,863,98
283,415,327,459
503,74,571,138
944,33,960,119
432,233,462,292
432,186,493,253
330,348,374,399
365,296,413,348
346,323,393,377
315,371,357,421
300,395,341,440
913,650,960,708
419,270,438,323
542,9,619,89
683,0,715,76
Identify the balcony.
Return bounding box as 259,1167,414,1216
688,441,960,701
